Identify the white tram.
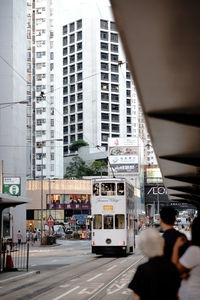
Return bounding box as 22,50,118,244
91,178,135,255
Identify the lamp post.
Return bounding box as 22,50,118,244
40,138,62,245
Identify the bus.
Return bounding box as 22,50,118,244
91,178,135,255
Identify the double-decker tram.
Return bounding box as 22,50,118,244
91,178,135,256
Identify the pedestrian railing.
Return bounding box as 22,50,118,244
0,240,29,272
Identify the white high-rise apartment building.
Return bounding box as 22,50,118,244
27,0,155,177
27,0,63,180
60,0,140,166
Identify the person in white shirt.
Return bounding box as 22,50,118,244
172,217,200,300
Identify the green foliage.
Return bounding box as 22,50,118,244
64,157,108,179
69,140,88,152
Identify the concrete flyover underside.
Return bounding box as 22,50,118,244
111,0,200,211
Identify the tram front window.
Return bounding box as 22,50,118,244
115,214,125,229
117,183,124,195
104,215,113,229
93,183,99,196
101,183,115,196
93,214,102,229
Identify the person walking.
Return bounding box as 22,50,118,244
17,230,23,245
128,228,180,300
160,206,187,259
172,217,200,300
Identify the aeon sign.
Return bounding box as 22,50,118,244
147,186,167,195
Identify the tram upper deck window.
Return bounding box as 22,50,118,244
93,183,99,196
93,214,102,229
101,183,115,196
104,215,113,229
117,183,124,195
115,214,125,229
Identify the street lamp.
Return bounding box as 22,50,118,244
39,138,62,245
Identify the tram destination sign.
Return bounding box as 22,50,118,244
3,177,21,196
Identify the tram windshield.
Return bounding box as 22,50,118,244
101,183,115,196
117,183,124,195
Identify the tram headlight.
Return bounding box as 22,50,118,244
106,238,112,244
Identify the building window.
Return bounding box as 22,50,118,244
77,31,82,41
70,105,75,113
127,126,132,133
111,64,118,72
111,104,119,112
77,42,82,51
63,66,68,75
111,74,119,82
126,81,131,88
77,19,82,30
63,77,68,85
101,42,108,50
78,133,83,140
112,124,119,132
63,86,68,94
111,44,118,52
101,62,109,71
101,93,109,101
111,94,119,102
63,96,68,105
70,115,75,123
63,116,68,124
77,62,82,71
70,94,75,103
70,22,75,32
70,55,75,64
127,90,131,97
77,103,83,111
64,146,68,154
70,135,75,143
101,83,109,90
63,126,68,133
100,19,108,29
101,113,109,121
127,108,131,115
126,72,130,79
70,124,75,133
63,25,68,35
70,64,75,73
100,31,108,41
127,117,131,124
70,34,75,44
111,84,119,92
126,99,131,106
77,93,82,101
101,123,109,131
70,75,75,83
110,33,118,42
51,153,54,160
70,85,75,93
77,52,82,61
101,103,109,111
63,57,68,65
70,45,75,53
110,22,116,31
63,107,68,115
101,52,108,61
63,36,68,46
111,114,119,122
64,136,68,144
77,72,82,81
101,133,109,141
77,123,83,131
77,82,82,91
101,73,109,81
77,113,83,121
111,54,118,62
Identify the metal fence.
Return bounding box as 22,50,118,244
0,240,29,272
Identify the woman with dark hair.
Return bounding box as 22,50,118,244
172,217,200,300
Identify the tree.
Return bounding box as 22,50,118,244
64,158,108,179
69,140,88,152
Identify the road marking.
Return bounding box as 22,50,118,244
87,273,103,282
53,286,80,300
120,259,127,264
0,271,37,283
87,256,144,300
60,284,69,288
31,264,37,267
107,265,117,271
52,259,58,263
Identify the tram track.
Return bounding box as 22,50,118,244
0,255,122,299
